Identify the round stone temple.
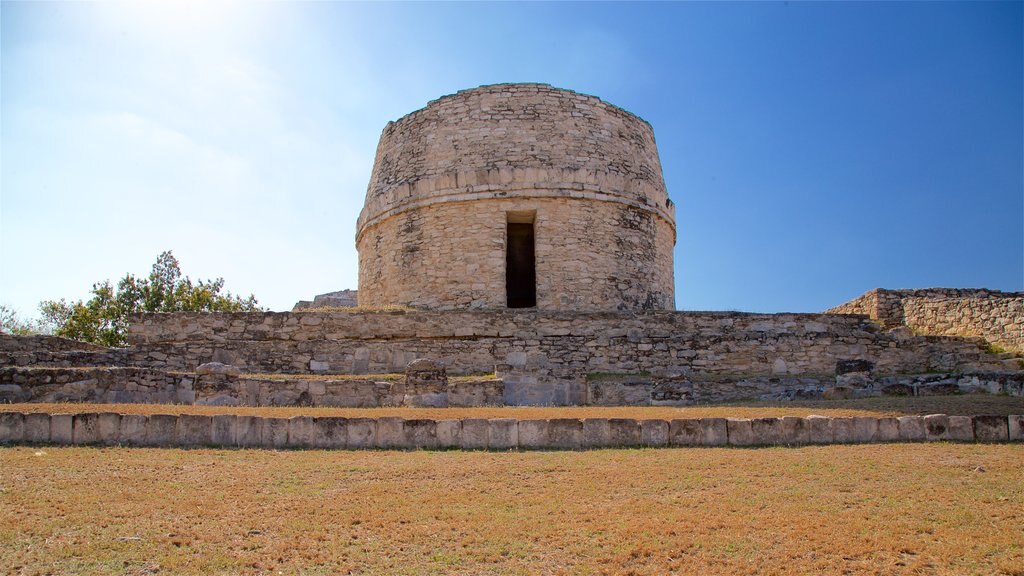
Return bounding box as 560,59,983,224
356,83,676,311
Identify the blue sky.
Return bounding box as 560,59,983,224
2,1,1021,316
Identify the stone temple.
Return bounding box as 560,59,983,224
355,83,676,312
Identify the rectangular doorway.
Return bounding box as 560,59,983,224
506,212,536,308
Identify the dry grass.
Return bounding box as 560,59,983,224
1,444,1022,575
2,394,1023,420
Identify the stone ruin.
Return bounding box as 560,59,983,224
1,83,1022,411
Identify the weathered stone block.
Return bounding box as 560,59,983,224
898,416,926,441
548,419,582,450
376,417,406,449
0,412,25,444
146,414,178,447
701,418,729,446
924,414,950,441
288,416,316,449
669,419,703,446
435,419,461,448
119,415,147,445
876,417,900,442
638,420,671,446
312,417,347,449
176,414,213,447
517,419,549,449
404,419,439,449
972,416,1007,442
947,415,974,442
832,418,854,443
24,413,50,443
211,415,237,446
727,419,754,446
96,413,121,445
50,413,74,444
261,417,290,448
608,418,640,446
488,419,518,450
806,416,833,444
1008,415,1024,441
346,418,377,449
236,415,262,447
751,418,784,445
780,416,809,445
461,418,489,449
852,417,879,443
73,413,101,445
582,418,611,448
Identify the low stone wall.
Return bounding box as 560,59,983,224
828,289,1024,354
0,367,191,404
1,411,1020,450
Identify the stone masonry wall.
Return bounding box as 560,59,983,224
828,289,1024,354
356,83,675,312
125,310,1013,405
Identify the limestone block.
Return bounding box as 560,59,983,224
288,416,316,449
377,417,407,449
832,418,855,443
261,417,290,449
780,416,809,445
518,419,549,449
435,419,461,448
146,414,178,447
805,416,833,444
488,419,518,450
211,415,238,447
727,419,755,446
898,416,926,441
0,412,25,444
973,415,1008,442
119,415,147,445
947,416,974,442
700,418,729,446
176,414,213,447
461,418,489,449
404,419,439,449
876,417,900,442
312,417,348,449
50,414,73,444
669,419,703,446
24,413,50,443
73,413,101,445
1008,415,1024,441
346,418,377,449
638,420,671,446
923,414,950,441
751,418,784,445
582,418,611,448
548,419,582,450
608,418,640,447
96,413,121,445
236,416,262,448
852,417,879,443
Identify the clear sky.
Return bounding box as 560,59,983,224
2,1,1021,316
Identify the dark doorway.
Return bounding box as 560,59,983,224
506,217,536,308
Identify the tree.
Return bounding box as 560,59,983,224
40,251,262,347
0,304,45,336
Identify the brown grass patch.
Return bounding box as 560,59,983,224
1,444,1022,575
2,394,1022,420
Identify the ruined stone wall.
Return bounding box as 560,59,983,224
357,83,675,311
828,289,1024,354
126,310,1010,405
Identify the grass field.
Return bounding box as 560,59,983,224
3,394,1024,420
2,443,1022,575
